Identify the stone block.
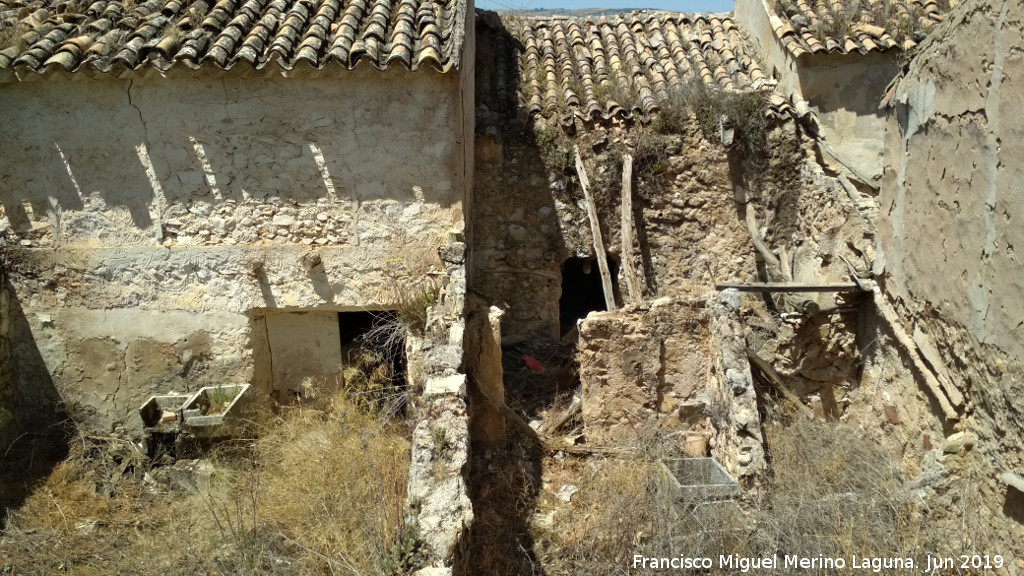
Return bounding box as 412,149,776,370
424,374,467,398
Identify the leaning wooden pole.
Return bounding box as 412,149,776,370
619,154,642,304
574,145,617,311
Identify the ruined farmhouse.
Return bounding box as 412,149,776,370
0,0,1021,572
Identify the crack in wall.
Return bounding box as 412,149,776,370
127,79,167,240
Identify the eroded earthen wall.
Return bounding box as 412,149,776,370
878,0,1024,554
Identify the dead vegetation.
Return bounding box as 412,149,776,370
526,413,991,576
773,0,933,46
651,81,770,164
0,386,413,575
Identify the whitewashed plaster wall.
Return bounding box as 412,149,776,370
0,67,468,433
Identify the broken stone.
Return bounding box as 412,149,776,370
1001,473,1024,493
942,432,976,454
424,374,466,397
726,368,749,395
554,484,578,502
413,568,453,576
272,214,296,227
299,251,322,270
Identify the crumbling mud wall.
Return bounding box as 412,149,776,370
576,298,715,447
0,69,467,433
877,0,1024,555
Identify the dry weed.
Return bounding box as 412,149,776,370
256,392,411,574
531,416,991,575
1,390,412,576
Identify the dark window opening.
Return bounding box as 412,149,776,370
559,256,619,335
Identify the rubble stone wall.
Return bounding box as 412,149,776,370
405,240,474,576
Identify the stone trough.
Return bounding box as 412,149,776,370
139,394,192,432
659,457,740,501
181,384,252,438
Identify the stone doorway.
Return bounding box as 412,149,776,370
558,256,618,336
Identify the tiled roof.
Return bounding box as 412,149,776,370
0,0,466,77
769,0,950,57
514,12,794,124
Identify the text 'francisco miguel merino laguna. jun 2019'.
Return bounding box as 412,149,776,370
632,553,1008,572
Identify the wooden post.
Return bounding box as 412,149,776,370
574,145,617,311
619,154,642,304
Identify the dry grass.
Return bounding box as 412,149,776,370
0,390,412,575
652,80,769,162
256,392,412,574
530,416,990,575
534,457,662,573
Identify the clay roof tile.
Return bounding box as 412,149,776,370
0,0,467,77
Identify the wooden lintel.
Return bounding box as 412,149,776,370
715,282,868,293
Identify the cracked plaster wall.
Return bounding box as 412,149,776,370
797,52,899,184
0,68,467,434
878,0,1024,552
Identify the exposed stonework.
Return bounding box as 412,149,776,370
709,289,765,480
575,293,765,478
576,298,715,447
405,238,474,575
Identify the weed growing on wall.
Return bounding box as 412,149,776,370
652,80,769,163
772,0,932,46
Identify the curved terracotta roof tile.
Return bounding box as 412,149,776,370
0,0,465,77
515,11,794,124
770,0,952,56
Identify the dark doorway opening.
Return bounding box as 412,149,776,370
338,310,379,359
559,256,619,335
338,310,408,414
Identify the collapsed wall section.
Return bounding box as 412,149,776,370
575,293,764,479
404,237,474,576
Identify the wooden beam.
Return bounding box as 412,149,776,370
715,282,868,293
743,205,782,279
816,137,879,191
619,153,642,304
872,291,960,420
745,348,814,419
574,145,617,311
